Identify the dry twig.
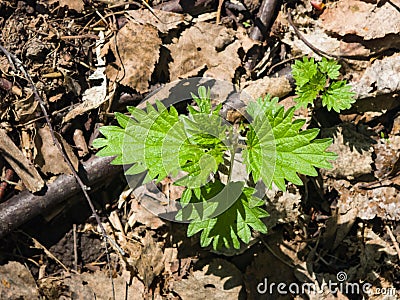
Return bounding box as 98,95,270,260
249,0,279,41
286,8,376,60
216,0,224,24
385,225,400,261
0,45,121,299
0,45,123,253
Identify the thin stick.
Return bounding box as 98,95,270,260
286,9,332,59
266,54,303,75
216,0,224,24
0,45,123,254
0,45,121,299
260,237,295,268
385,225,400,261
286,8,373,61
140,0,164,23
20,231,70,273
73,224,78,272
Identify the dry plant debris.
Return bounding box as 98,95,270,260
0,129,44,192
171,258,243,300
320,0,400,40
0,262,39,299
104,21,162,93
0,0,399,299
34,125,79,175
167,22,242,81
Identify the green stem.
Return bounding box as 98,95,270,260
227,129,239,183
227,147,235,183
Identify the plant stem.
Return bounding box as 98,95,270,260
227,147,235,183
227,129,239,182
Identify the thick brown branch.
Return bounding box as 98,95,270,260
155,0,218,15
0,156,122,239
249,0,280,41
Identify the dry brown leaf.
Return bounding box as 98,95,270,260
135,231,165,287
59,271,145,300
133,182,181,224
0,129,44,192
34,125,79,175
0,56,11,74
64,32,107,122
241,76,292,101
320,0,400,40
159,176,186,201
14,92,39,122
351,54,400,100
364,227,398,260
127,9,191,33
236,26,261,53
127,197,166,230
354,186,400,221
163,247,192,281
322,183,359,250
373,137,400,178
321,124,374,180
63,79,106,121
63,83,106,122
44,0,84,13
164,247,179,275
330,179,400,221
20,125,37,162
104,21,161,93
264,185,302,229
283,25,370,59
167,22,241,81
0,262,39,299
172,258,243,300
391,113,400,135
48,93,63,103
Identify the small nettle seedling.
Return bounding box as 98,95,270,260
292,57,356,112
93,58,354,251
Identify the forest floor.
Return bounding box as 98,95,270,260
0,0,399,299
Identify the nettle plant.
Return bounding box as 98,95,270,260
292,57,355,112
93,58,354,251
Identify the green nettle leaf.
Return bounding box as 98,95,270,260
176,151,219,188
246,94,281,118
185,181,268,250
92,126,127,164
292,57,355,112
318,57,341,80
142,103,187,181
189,86,222,116
295,84,322,108
242,101,276,189
94,80,343,251
94,101,187,182
292,57,318,87
93,94,227,186
175,111,228,188
176,181,244,223
295,69,326,108
243,96,337,191
321,80,356,112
